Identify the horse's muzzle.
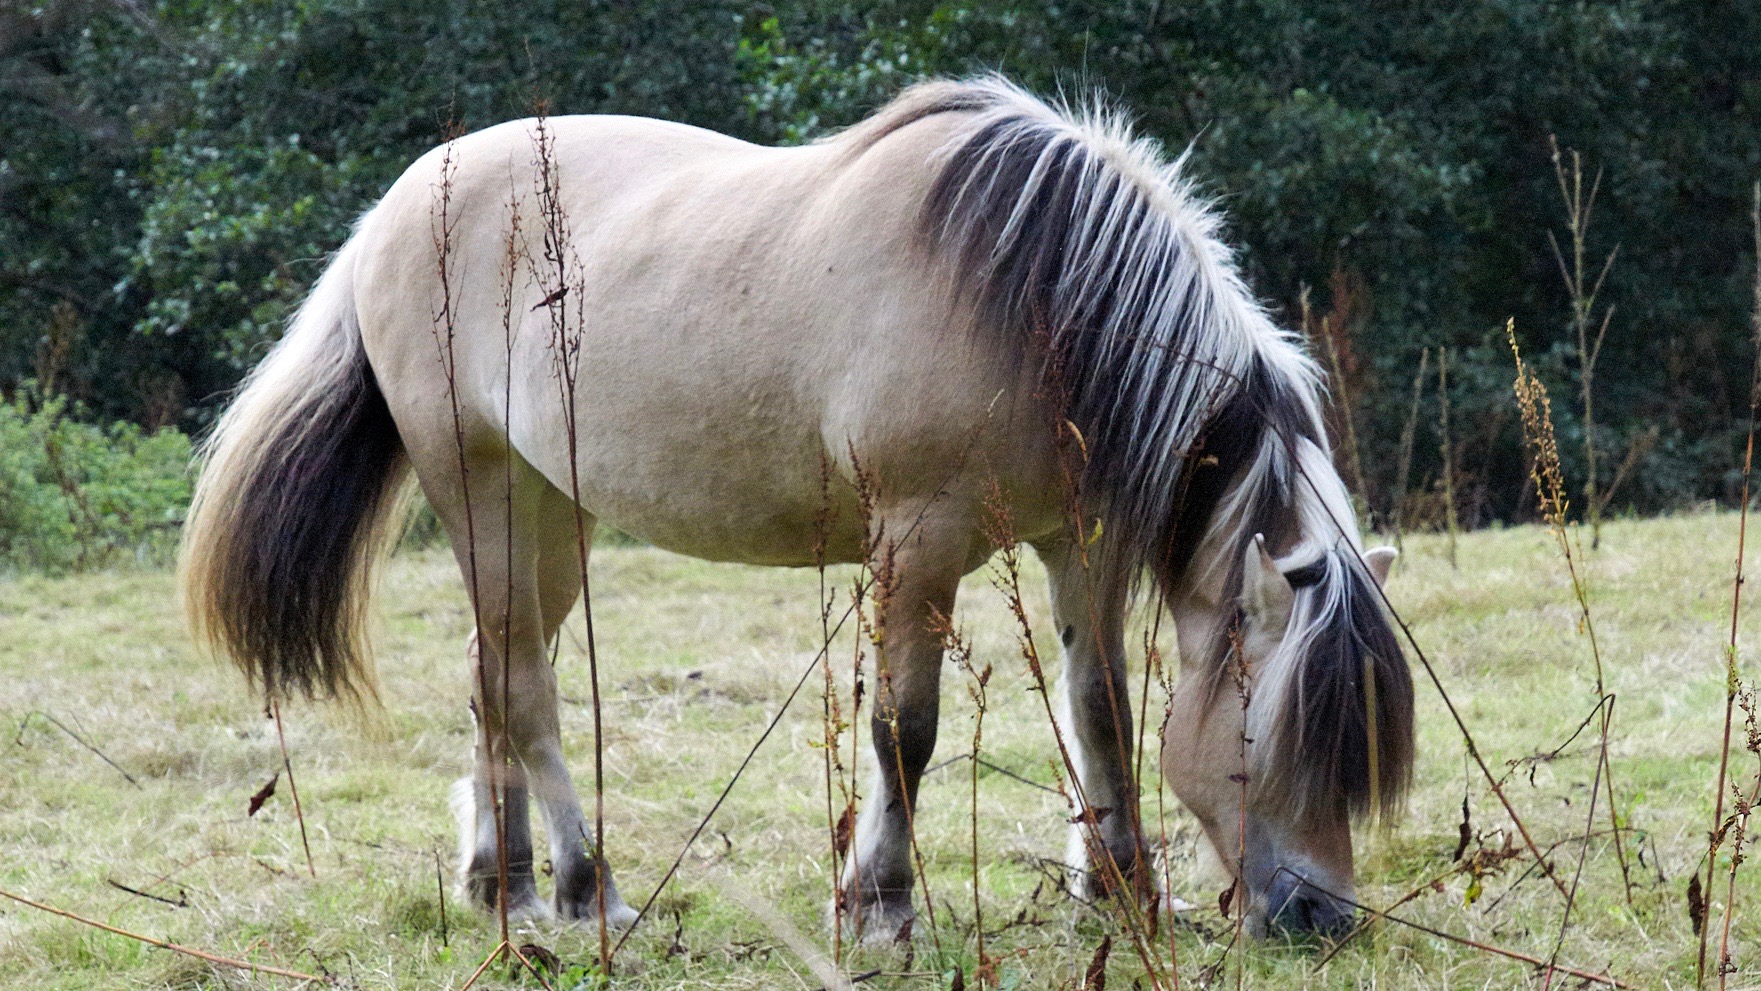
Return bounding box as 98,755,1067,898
1263,866,1354,939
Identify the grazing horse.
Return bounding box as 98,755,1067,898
180,76,1412,941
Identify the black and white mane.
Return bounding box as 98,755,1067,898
857,77,1414,820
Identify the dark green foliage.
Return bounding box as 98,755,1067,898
3,0,1759,534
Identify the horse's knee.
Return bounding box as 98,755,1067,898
869,706,938,783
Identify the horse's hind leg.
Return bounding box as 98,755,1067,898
522,496,636,926
454,631,542,916
1037,540,1150,901
424,449,630,926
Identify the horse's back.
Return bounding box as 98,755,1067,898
353,109,1060,566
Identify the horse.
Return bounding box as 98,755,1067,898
179,76,1413,942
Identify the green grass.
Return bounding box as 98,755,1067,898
2,512,1758,989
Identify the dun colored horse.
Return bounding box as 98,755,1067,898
181,77,1412,940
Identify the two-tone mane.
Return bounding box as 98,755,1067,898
853,77,1413,821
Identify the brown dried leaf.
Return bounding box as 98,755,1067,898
833,802,856,858
1082,934,1111,990
1687,873,1706,937
518,942,561,977
1452,795,1472,861
248,772,279,817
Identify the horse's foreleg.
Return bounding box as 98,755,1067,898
1038,540,1149,901
840,509,969,944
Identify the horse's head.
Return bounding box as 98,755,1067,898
1163,531,1409,938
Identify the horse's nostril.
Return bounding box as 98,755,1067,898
1299,895,1354,939
1266,873,1354,939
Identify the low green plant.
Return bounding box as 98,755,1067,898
0,387,192,574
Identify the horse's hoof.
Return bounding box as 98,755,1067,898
557,889,639,930
1067,848,1154,904
462,872,549,919
832,894,917,946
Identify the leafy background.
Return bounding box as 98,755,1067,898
3,0,1759,569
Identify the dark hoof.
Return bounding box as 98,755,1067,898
463,867,549,920
834,890,916,945
556,887,639,929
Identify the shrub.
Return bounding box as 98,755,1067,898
0,390,192,574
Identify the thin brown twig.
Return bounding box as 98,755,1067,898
1715,687,1757,990
1391,347,1430,552
1541,694,1614,991
611,614,854,959
0,886,327,984
456,940,557,991
271,701,315,878
436,848,450,948
430,123,510,947
1437,346,1460,568
104,879,186,908
1304,288,1370,523
1281,868,1632,989
1547,135,1620,551
37,711,141,789
813,451,847,962
529,105,613,972
938,612,993,986
1230,622,1248,991
1151,628,1181,990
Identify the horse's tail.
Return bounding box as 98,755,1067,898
179,230,410,703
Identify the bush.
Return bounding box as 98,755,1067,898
0,390,192,574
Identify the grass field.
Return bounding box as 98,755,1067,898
2,512,1759,990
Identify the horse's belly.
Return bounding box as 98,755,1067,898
565,420,860,567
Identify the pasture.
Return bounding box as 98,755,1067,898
1,512,1756,989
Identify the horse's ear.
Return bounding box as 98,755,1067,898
1364,546,1397,588
1242,533,1295,629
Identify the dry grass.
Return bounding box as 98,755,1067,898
2,512,1759,989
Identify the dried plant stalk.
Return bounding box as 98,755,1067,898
429,127,511,948
528,105,615,973
1547,136,1619,550
813,452,849,960
1303,288,1371,524
1391,348,1430,551
1437,347,1460,567
0,887,326,984
938,610,992,986
1700,181,1761,988
270,702,315,878
1509,320,1635,938
980,482,1170,988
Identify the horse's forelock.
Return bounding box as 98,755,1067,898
1252,549,1415,823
